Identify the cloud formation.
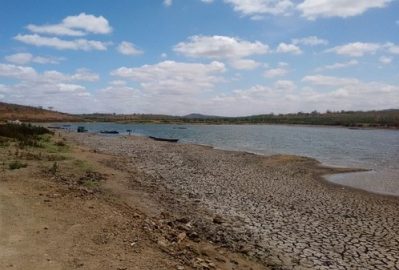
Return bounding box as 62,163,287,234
327,42,381,57
26,13,112,36
316,60,359,71
117,41,143,56
224,0,294,17
264,67,288,78
276,43,302,54
174,35,269,59
223,0,394,20
297,0,393,19
111,60,226,95
14,34,109,51
292,36,328,46
5,53,61,65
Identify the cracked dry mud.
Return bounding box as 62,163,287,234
68,133,399,270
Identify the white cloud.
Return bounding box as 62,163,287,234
0,63,37,80
71,68,100,82
205,76,399,116
264,67,288,78
27,24,86,37
174,35,269,69
5,53,34,65
297,0,393,20
379,56,392,65
0,63,99,83
276,43,302,54
14,34,109,51
224,0,295,17
26,13,112,36
111,60,225,95
164,0,172,7
302,75,360,86
5,53,61,65
316,59,359,71
95,84,141,114
292,36,328,46
117,41,143,56
174,35,269,59
0,63,95,112
229,59,261,70
2,62,398,115
109,80,127,86
201,0,214,3
327,42,380,57
385,42,399,54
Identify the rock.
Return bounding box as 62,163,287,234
157,239,169,248
213,215,224,224
188,231,200,242
177,232,187,243
176,217,190,224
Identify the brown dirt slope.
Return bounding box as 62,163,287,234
0,102,80,122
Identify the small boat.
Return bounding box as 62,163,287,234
100,130,119,134
173,126,187,129
148,136,179,143
77,126,88,133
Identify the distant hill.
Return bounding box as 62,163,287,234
0,102,80,122
183,113,222,119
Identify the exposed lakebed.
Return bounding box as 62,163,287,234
58,123,399,196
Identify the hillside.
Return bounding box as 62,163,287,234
80,110,399,128
0,102,80,122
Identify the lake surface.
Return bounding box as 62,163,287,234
59,123,399,196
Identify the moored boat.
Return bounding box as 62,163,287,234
148,136,179,143
100,130,119,134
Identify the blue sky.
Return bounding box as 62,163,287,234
0,0,398,116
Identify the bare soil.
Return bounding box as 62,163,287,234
0,134,266,270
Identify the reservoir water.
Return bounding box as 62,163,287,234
61,123,399,196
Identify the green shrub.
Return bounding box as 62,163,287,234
0,124,52,148
9,160,27,170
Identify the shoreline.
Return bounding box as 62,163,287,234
42,121,399,131
119,133,398,199
65,132,399,269
79,131,399,201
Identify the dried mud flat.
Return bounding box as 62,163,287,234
66,133,399,270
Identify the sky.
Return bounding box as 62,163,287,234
0,0,398,116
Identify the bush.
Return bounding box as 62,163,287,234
0,137,10,147
55,140,66,147
9,160,27,170
0,123,52,139
0,123,52,148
